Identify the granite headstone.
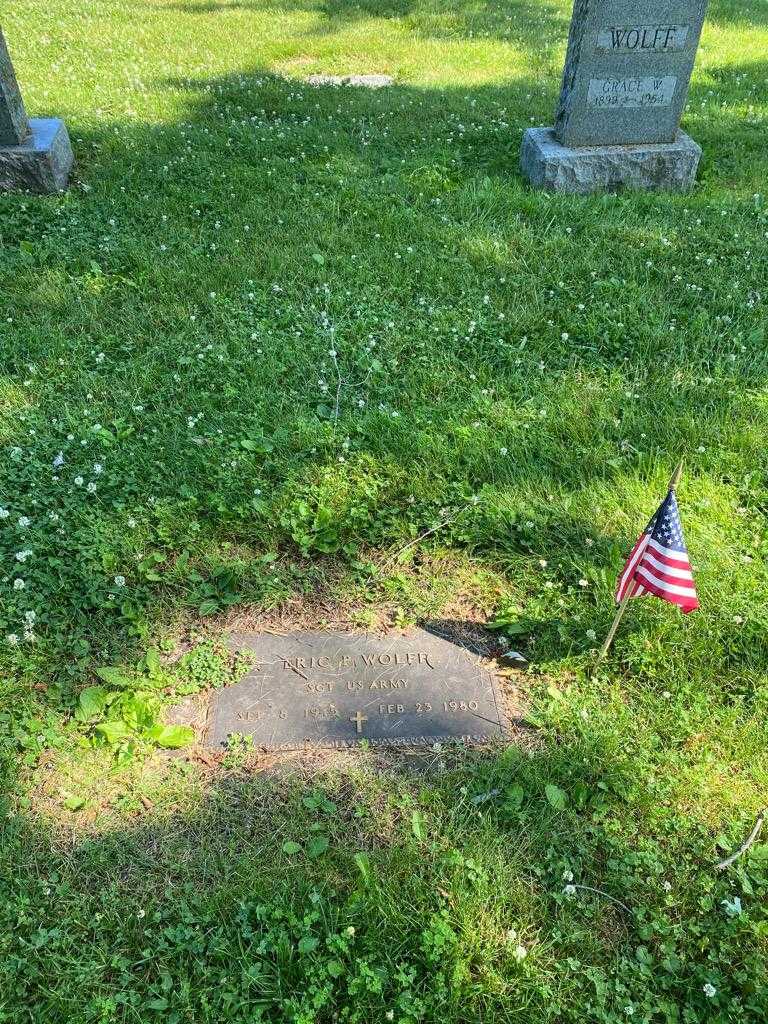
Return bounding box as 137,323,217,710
0,27,74,193
0,29,29,145
521,0,709,193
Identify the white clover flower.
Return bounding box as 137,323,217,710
87,482,97,493
539,559,547,568
0,508,9,519
6,634,19,645
93,463,103,475
127,517,137,528
53,452,65,468
663,880,672,892
13,579,25,590
562,869,574,882
15,550,32,563
17,516,30,528
563,884,576,896
578,579,588,587
703,983,716,998
500,447,508,456
74,476,84,486
345,926,355,937
24,611,36,624
586,629,596,641
114,575,126,587
513,944,527,962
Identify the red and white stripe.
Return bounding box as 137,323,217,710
632,537,698,612
616,534,698,613
615,531,650,603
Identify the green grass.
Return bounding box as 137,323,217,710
1,0,768,1019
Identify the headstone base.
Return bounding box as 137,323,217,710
520,127,701,195
0,117,74,193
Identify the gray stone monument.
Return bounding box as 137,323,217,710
521,0,708,193
0,28,74,193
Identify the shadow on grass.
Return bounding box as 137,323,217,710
0,4,766,1013
146,0,768,49
6,729,751,1021
0,56,767,800
154,0,570,48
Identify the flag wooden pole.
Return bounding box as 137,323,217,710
668,460,684,492
596,589,633,663
595,461,684,664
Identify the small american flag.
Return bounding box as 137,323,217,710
616,489,699,613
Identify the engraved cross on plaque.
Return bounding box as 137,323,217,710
349,710,368,734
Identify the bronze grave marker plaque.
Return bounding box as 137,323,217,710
206,630,508,749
